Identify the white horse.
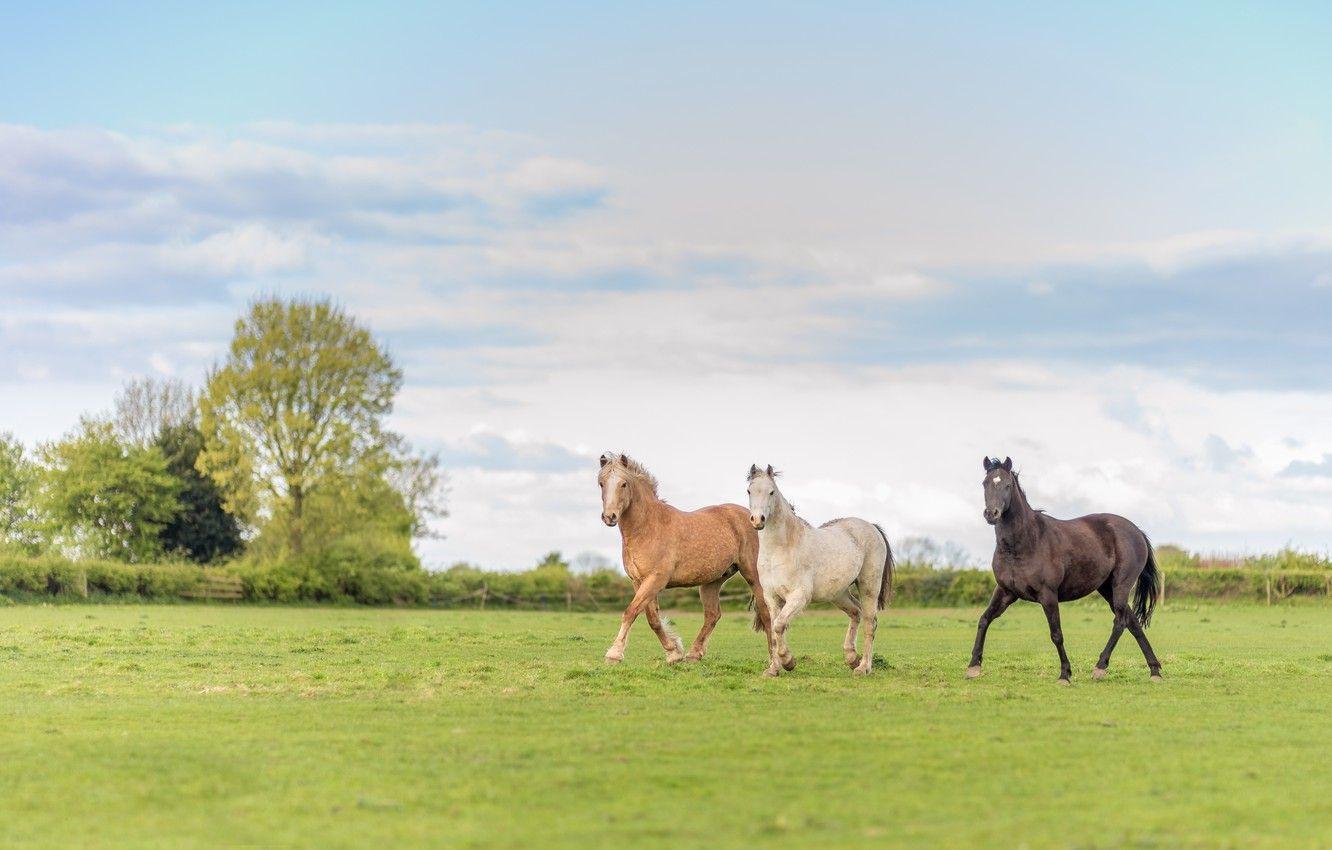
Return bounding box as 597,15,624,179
746,464,894,676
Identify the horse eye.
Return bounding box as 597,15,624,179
769,490,774,496
620,482,627,488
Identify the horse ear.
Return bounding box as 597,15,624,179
749,464,759,478
600,453,611,468
1001,457,1013,471
983,456,994,471
619,453,628,465
766,464,774,476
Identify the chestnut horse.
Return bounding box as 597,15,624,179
969,457,1163,684
598,453,775,669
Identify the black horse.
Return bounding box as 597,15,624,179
967,457,1162,684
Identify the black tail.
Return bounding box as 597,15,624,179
1133,539,1161,628
873,524,894,610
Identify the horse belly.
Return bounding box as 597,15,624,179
1058,565,1109,601
808,539,863,602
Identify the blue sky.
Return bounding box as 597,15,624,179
2,3,1331,567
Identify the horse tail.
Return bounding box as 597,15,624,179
873,523,894,610
1133,536,1161,628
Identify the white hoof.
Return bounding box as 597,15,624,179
965,665,982,679
1092,667,1107,680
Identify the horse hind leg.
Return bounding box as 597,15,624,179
1124,608,1163,681
852,580,879,675
831,589,862,668
686,579,725,661
1092,583,1127,680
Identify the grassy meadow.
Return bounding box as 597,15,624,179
2,602,1330,849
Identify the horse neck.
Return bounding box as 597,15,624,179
618,480,667,542
765,490,806,548
996,484,1041,554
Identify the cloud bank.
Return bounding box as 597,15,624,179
3,122,1331,568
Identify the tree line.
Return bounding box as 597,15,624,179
0,297,445,579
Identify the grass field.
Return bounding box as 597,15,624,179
2,602,1330,849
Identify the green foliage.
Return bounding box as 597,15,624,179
198,297,404,555
0,432,42,553
156,424,244,563
36,419,181,562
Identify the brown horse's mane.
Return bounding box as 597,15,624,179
599,453,661,498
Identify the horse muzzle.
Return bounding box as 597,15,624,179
602,513,618,527
983,509,1001,525
750,514,766,530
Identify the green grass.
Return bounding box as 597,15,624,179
2,602,1330,849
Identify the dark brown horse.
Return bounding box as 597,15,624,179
967,457,1162,684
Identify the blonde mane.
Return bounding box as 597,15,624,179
598,452,660,497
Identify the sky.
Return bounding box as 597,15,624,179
2,2,1332,569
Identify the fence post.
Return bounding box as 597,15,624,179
480,584,488,610
1265,574,1271,607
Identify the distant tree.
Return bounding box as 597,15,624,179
0,433,42,552
897,536,976,569
535,551,570,571
572,551,614,574
383,436,447,539
37,419,181,562
156,423,243,563
112,377,196,448
198,298,403,555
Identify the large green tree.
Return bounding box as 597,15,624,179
0,433,42,553
37,419,181,562
157,423,244,563
198,298,404,555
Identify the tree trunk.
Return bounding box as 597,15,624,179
289,483,304,556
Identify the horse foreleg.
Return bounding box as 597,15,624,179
967,587,1015,678
831,590,862,668
772,588,810,673
736,557,780,676
686,580,724,661
605,572,670,664
644,600,686,663
1040,594,1072,684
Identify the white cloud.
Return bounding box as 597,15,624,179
5,121,1332,570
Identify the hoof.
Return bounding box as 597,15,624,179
847,655,862,669
1056,678,1071,687
603,654,623,665
665,652,685,665
852,666,871,676
763,666,781,678
781,657,797,672
964,665,982,679
684,652,703,662
1150,673,1164,682
1091,667,1107,681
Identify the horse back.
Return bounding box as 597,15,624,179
1050,512,1150,599
662,503,756,587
